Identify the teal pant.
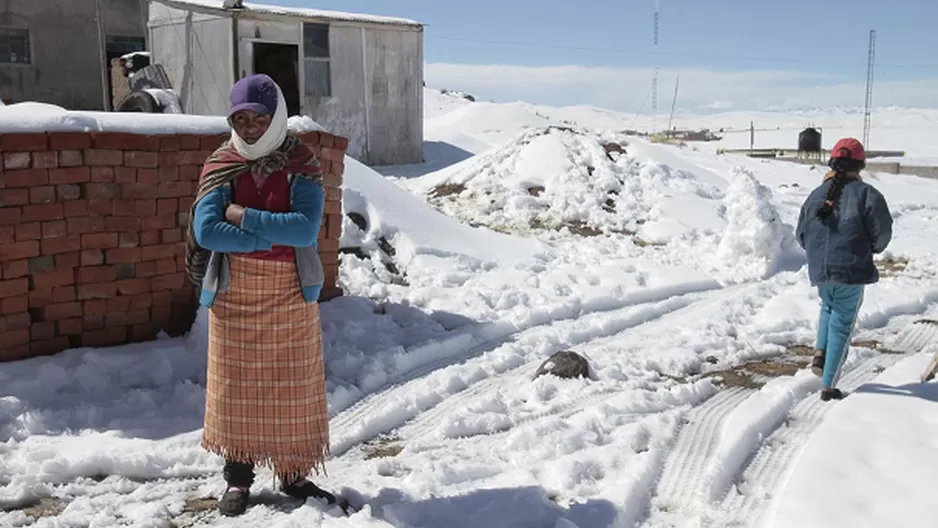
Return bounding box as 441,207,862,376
815,283,865,388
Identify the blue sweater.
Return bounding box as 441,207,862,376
796,177,893,285
192,175,325,305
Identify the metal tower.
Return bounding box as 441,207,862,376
862,29,876,148
651,0,659,133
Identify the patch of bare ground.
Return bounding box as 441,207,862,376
877,256,909,277
701,355,810,389
182,496,218,515
3,497,69,519
429,182,467,199
363,435,405,460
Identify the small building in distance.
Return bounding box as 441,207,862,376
148,0,424,166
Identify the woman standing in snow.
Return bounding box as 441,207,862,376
185,74,339,516
796,137,893,401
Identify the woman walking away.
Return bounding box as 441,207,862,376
796,137,893,402
185,73,341,517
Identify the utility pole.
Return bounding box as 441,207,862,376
667,71,680,137
94,0,111,111
862,29,876,149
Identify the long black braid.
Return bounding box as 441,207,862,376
817,156,863,219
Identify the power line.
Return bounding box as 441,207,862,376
425,34,936,71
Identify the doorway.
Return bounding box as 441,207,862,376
252,42,300,116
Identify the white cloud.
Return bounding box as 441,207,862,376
424,63,938,112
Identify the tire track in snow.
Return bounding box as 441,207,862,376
328,289,715,457
715,351,908,527
643,387,755,523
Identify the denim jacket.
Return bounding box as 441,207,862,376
796,175,893,285
192,174,325,307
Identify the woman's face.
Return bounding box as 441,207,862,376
231,110,272,144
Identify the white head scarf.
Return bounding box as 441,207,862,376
229,81,289,161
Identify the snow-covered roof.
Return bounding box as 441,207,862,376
155,0,422,28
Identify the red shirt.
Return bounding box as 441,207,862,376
232,170,296,261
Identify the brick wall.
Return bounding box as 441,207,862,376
0,129,346,362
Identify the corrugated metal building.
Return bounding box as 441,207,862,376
148,0,423,166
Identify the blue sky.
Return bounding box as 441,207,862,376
254,0,938,112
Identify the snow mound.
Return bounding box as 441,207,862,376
713,167,803,281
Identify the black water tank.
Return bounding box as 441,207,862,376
798,127,822,152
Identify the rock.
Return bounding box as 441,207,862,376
533,350,590,380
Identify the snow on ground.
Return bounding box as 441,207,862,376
3,88,938,527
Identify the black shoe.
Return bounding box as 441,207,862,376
281,478,352,513
218,486,251,517
820,388,844,401
811,350,825,377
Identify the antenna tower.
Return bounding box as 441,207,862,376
651,0,660,133
862,29,876,148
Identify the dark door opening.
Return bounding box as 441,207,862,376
252,42,300,116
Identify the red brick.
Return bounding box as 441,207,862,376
1,241,39,261
92,132,161,151
0,133,48,152
155,258,177,275
320,238,339,252
41,235,82,255
178,165,200,182
56,184,81,201
4,169,49,187
90,167,115,183
77,282,118,300
49,166,91,184
116,278,150,295
159,136,181,151
105,218,141,234
179,135,202,150
136,261,157,277
77,266,116,284
114,166,137,184
80,249,104,266
84,149,123,166
41,220,67,238
319,160,332,175
105,247,141,264
154,198,177,216
151,304,172,322
327,215,342,239
1,294,27,315
44,302,82,320
137,168,159,184
144,215,176,230
27,255,54,274
81,327,127,348
2,259,28,280
126,293,153,309
52,286,76,303
118,232,139,248
158,181,191,198
104,298,130,316
322,146,344,163
67,217,106,235
58,150,84,167
105,309,150,327
0,226,12,244
176,257,186,272
332,160,345,178
324,200,341,215
161,228,182,244
55,252,80,270
111,199,136,216
84,300,107,316
0,207,19,226
130,323,159,341
83,315,104,330
141,244,176,261
85,183,121,199
3,329,30,347
297,131,320,145
32,151,58,169
319,133,335,148
151,273,184,291
323,171,342,187
140,230,161,245
22,203,63,222
0,277,28,297
125,151,159,168
0,312,31,333
31,337,70,356
3,152,31,170
177,210,190,228
49,133,92,150
0,188,29,206
158,166,179,182
0,344,32,361
115,263,136,280
152,291,172,305
123,184,158,199
324,186,342,202
63,200,88,216
28,288,52,310
31,321,56,340
333,135,349,150
200,135,228,150
82,233,118,250
31,269,74,290
87,199,113,215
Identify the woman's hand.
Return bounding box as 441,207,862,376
225,204,246,226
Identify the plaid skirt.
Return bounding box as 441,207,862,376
202,254,330,481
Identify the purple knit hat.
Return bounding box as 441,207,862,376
228,74,278,118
